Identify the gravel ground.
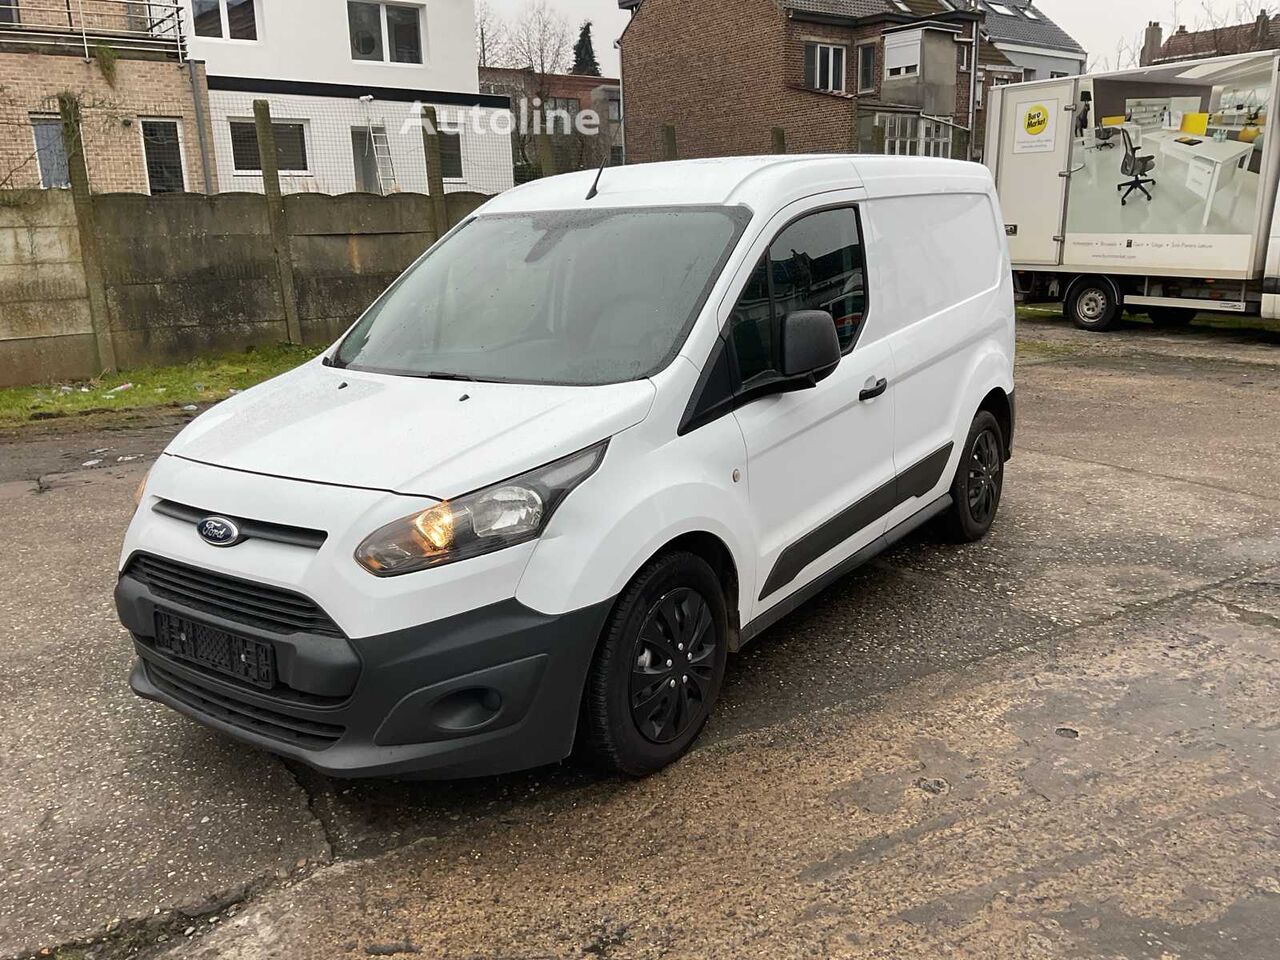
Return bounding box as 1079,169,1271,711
1,314,1279,959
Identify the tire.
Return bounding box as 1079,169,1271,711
1148,307,1195,328
582,552,729,777
943,411,1006,543
1065,279,1120,332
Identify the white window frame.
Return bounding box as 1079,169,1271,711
956,39,970,72
919,118,952,158
985,2,1016,15
138,117,188,195
349,1,425,66
805,42,847,93
856,42,877,93
885,30,921,79
228,118,312,176
191,0,259,43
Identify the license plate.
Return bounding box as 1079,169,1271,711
154,611,276,689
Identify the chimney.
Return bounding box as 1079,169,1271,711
1258,9,1270,47
1140,20,1164,65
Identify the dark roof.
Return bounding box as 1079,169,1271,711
1156,14,1280,62
783,0,889,17
976,0,1084,54
620,0,1081,58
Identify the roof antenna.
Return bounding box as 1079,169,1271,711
585,151,608,200
585,104,623,200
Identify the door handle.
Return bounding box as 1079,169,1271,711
859,378,888,402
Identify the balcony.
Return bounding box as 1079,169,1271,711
0,0,186,59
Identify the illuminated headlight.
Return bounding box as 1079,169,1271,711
354,441,608,577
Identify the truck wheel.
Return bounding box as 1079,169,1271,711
943,411,1005,543
1148,307,1195,328
1066,279,1120,332
582,552,728,777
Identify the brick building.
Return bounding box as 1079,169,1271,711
0,0,216,193
1142,10,1280,66
617,0,1073,163
480,66,624,170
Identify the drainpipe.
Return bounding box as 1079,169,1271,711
187,60,213,193
969,11,979,159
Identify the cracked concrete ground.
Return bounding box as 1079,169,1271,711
1,314,1279,959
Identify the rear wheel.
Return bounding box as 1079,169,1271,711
582,552,728,777
1066,279,1120,332
943,411,1006,543
1148,307,1195,328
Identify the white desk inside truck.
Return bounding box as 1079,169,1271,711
1151,133,1255,228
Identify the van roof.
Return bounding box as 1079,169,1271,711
479,155,992,214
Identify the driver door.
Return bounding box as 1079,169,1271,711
728,200,896,623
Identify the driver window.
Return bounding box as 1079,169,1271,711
727,206,867,383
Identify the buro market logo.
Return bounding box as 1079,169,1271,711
1023,104,1050,137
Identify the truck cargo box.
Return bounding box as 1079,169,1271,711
985,52,1280,283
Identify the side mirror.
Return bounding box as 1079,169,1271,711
780,310,841,384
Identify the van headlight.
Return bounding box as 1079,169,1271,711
354,441,608,577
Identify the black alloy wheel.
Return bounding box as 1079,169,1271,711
967,427,1003,529
582,551,729,776
629,588,718,744
942,410,1005,543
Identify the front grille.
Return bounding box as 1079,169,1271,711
146,661,346,750
127,553,343,637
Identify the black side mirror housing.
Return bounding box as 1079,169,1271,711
780,310,841,384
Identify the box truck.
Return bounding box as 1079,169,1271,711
985,51,1280,331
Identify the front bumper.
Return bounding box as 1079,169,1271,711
117,570,613,780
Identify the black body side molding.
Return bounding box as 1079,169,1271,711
757,443,954,601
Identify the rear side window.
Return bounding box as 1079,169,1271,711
728,206,867,384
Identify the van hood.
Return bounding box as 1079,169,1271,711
167,361,656,498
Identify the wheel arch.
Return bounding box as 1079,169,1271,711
1063,273,1124,312
978,386,1014,461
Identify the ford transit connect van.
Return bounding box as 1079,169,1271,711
116,156,1015,779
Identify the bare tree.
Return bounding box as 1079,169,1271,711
474,0,508,69
506,0,572,84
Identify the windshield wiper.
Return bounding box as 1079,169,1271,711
321,354,347,369
415,371,481,383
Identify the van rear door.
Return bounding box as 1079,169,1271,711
988,77,1078,266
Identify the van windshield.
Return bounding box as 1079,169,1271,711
332,206,749,386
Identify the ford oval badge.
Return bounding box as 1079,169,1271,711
197,516,241,547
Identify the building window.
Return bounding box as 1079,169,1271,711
436,130,463,179
141,119,185,194
348,2,423,64
229,120,309,173
919,119,952,158
607,99,621,122
857,43,876,93
0,1,18,24
885,30,921,78
1050,70,1069,78
31,117,69,189
957,42,970,71
985,2,1015,15
877,113,920,155
610,144,625,165
804,43,846,93
192,0,257,40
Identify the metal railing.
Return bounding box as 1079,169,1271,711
0,0,186,60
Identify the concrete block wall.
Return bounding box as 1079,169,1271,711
0,186,493,387
0,190,97,387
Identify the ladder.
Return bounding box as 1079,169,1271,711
370,126,398,195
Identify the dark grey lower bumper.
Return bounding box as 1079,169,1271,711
118,575,614,780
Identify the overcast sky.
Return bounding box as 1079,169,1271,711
486,0,1266,79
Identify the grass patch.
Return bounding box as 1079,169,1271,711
0,343,321,426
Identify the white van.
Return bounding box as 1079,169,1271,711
116,156,1015,779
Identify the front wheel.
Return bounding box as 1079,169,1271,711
942,411,1006,543
1066,279,1120,332
582,552,729,777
